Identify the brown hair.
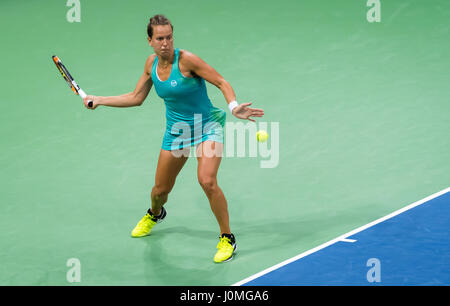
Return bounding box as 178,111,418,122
147,14,173,38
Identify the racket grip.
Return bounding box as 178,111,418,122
78,89,93,108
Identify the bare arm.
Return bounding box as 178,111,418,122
83,56,154,109
181,51,264,121
181,51,235,104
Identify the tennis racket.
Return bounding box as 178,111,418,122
52,55,93,108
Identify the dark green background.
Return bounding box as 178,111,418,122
0,0,449,285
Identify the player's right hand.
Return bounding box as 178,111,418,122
83,95,99,110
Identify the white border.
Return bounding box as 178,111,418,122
232,186,450,286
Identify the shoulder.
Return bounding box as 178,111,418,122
179,49,205,68
147,54,157,66
144,54,157,74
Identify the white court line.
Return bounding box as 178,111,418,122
340,238,357,243
232,186,450,286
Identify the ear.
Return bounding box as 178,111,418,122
147,36,152,46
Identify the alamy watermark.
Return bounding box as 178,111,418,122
67,1,381,24
168,114,279,168
66,0,81,23
367,0,381,23
366,258,381,283
66,258,81,283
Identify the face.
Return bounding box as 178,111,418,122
148,25,174,57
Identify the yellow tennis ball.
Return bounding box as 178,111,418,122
257,130,269,142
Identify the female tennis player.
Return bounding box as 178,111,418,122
83,14,264,263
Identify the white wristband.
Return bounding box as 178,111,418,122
228,100,239,113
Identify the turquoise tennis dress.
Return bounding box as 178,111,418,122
151,48,226,151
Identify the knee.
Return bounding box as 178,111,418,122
198,176,218,194
152,184,171,198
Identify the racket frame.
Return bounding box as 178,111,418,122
52,55,92,106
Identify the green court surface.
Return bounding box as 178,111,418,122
0,0,449,285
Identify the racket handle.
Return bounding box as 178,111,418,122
78,89,94,108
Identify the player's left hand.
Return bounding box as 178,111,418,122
232,102,264,122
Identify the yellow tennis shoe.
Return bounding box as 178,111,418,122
131,207,166,238
214,234,237,263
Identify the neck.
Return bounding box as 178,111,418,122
158,50,175,67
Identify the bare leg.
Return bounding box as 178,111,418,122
151,148,189,215
196,141,230,235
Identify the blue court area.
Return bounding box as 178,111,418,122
241,190,450,286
